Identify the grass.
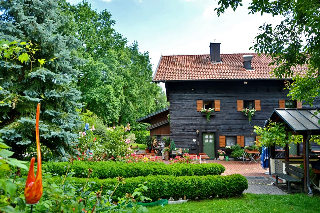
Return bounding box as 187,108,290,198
147,193,320,213
130,143,147,150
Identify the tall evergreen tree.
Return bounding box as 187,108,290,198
0,0,82,159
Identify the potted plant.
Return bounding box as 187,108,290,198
230,144,244,160
163,147,170,161
217,149,225,160
241,108,256,123
183,148,189,154
225,145,232,154
201,108,214,122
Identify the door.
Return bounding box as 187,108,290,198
203,133,215,159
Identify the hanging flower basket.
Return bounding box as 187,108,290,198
241,108,256,123
200,108,215,122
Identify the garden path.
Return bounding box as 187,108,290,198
207,160,287,195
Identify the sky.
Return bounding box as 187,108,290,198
67,0,283,73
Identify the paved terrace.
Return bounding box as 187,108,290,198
208,160,287,195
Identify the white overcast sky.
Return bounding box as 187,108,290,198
67,0,283,72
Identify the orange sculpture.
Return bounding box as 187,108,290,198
24,103,43,204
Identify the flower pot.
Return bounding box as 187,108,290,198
164,151,170,161
219,156,224,161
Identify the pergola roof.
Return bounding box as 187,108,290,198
268,109,320,134
136,108,169,123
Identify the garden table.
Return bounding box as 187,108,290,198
242,149,260,163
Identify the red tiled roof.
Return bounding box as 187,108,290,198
153,53,306,82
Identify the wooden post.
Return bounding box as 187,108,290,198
303,134,313,195
285,144,289,162
270,145,275,158
303,134,307,193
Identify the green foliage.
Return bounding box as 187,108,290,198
43,161,225,179
230,144,244,158
103,124,133,159
215,0,320,115
254,122,292,148
0,140,28,171
131,130,149,145
63,1,167,126
58,174,248,201
0,172,151,212
0,0,83,159
241,108,256,123
170,140,176,151
148,193,320,213
162,137,171,147
75,122,134,161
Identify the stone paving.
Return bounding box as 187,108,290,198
207,160,287,195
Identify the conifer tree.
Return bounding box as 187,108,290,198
0,0,82,159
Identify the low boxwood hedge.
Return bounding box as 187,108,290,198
44,161,225,179
54,174,248,201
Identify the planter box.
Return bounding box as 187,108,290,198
201,112,215,116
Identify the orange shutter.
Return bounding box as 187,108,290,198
219,135,226,147
237,135,244,147
255,100,261,111
197,100,203,112
237,100,243,111
279,100,285,108
296,100,302,109
214,100,220,111
255,136,261,147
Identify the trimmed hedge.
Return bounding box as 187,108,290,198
54,174,248,201
43,161,225,179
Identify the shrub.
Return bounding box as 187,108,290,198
57,174,248,201
231,144,244,158
131,130,149,145
43,161,225,179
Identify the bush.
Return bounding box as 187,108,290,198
43,161,225,179
231,144,244,158
57,174,248,201
131,130,149,145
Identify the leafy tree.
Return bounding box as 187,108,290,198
63,0,167,126
0,0,82,159
215,0,320,107
254,122,292,148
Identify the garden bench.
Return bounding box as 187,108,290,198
199,153,210,163
274,159,304,193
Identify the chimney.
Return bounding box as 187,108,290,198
210,43,221,62
243,55,253,70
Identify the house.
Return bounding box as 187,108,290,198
150,42,314,159
137,107,170,141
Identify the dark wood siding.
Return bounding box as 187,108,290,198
165,80,308,155
150,124,170,136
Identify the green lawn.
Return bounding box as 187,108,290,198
147,193,320,213
131,143,147,150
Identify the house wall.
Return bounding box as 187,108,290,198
150,124,170,136
166,79,313,157
151,111,168,125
